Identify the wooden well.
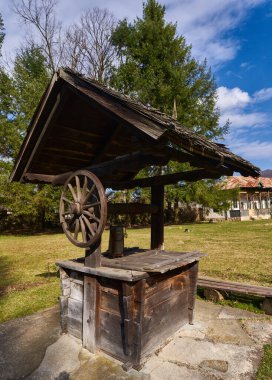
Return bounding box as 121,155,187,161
10,68,260,371
58,250,201,370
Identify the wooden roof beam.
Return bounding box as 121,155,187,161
23,173,56,184
91,124,122,165
23,151,170,185
160,146,230,171
105,168,233,190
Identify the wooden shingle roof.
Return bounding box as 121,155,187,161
10,68,260,188
223,176,272,190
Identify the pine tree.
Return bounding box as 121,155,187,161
111,0,226,139
111,0,230,220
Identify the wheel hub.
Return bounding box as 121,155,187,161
72,202,82,216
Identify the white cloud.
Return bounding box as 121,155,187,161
166,0,267,66
230,139,272,160
222,112,268,128
253,88,272,102
217,87,251,111
0,0,268,67
217,86,271,130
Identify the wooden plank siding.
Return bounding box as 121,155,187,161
58,258,199,369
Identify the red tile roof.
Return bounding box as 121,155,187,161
223,176,272,190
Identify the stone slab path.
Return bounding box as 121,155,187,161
1,300,271,380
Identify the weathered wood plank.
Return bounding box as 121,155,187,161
106,168,233,190
23,173,56,184
122,282,134,357
67,316,82,340
198,277,272,297
68,298,83,320
100,288,121,316
132,279,146,368
187,262,198,324
141,298,188,357
101,250,203,273
99,310,128,362
70,281,83,301
51,151,169,185
82,276,97,353
145,276,188,310
59,296,68,332
92,124,122,164
85,239,101,268
57,260,149,281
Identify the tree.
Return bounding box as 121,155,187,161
0,45,61,230
0,13,5,55
62,8,117,82
13,0,62,73
0,45,49,162
112,0,226,139
13,1,117,82
111,0,230,217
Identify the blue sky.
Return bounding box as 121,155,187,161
1,0,272,171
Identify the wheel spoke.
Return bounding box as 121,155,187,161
91,214,100,224
60,170,107,248
83,201,101,209
75,176,81,200
84,184,95,203
74,219,80,240
82,176,88,200
68,184,77,202
82,210,100,225
81,214,95,236
82,210,92,217
62,197,73,204
79,216,87,243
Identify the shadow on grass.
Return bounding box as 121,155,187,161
0,227,62,236
0,255,14,296
36,271,59,279
197,288,264,314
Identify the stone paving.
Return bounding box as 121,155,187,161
1,300,271,380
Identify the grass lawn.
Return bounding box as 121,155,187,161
255,344,272,380
0,219,271,323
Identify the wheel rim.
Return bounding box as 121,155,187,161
60,170,107,248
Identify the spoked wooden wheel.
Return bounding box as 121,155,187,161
60,170,107,248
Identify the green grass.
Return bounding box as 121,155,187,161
0,219,271,323
197,289,265,314
255,344,272,380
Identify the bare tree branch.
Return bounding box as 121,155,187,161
13,0,62,73
63,8,117,82
13,2,117,82
61,24,86,73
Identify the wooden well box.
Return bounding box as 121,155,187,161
58,250,201,369
10,68,258,371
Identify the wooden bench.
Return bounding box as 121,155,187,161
197,276,272,315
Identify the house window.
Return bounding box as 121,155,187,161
232,200,239,209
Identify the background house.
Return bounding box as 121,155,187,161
209,176,272,221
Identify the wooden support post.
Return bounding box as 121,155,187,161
82,275,100,353
122,283,134,357
85,238,101,268
132,279,146,370
151,185,164,250
188,261,198,325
